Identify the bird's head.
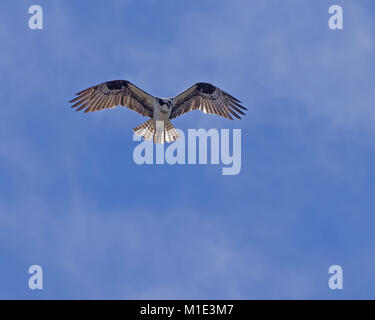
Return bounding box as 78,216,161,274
158,98,172,112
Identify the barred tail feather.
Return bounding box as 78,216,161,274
163,120,180,143
133,119,155,141
133,120,180,144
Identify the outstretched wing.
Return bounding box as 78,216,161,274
69,80,154,117
170,82,247,120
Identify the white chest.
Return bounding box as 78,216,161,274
153,102,171,121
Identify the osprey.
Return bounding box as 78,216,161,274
69,80,247,143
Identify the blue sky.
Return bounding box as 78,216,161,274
0,0,375,299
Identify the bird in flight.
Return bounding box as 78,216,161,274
69,80,247,143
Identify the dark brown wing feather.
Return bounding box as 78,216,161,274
170,82,247,120
69,80,154,117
